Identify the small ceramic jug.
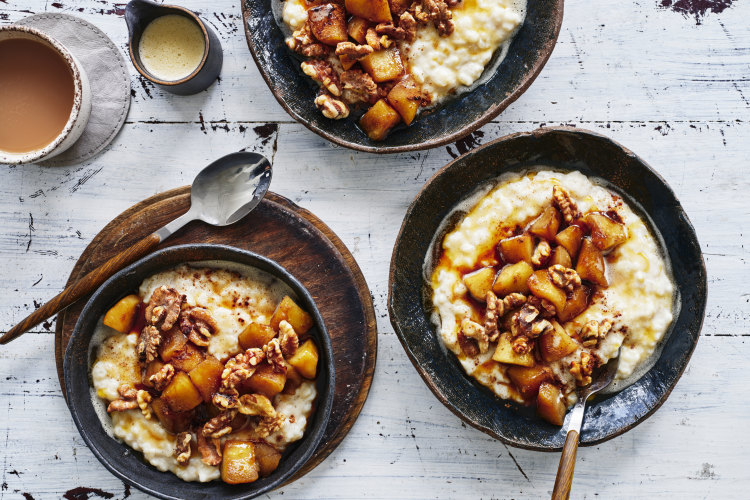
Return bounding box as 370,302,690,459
125,0,223,95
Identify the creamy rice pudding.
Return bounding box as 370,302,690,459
280,0,524,140
429,170,675,425
91,263,321,483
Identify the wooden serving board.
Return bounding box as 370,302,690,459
54,187,377,479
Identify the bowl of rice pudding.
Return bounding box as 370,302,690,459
389,127,706,449
242,0,563,152
64,244,334,499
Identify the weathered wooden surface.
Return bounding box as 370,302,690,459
1,0,748,498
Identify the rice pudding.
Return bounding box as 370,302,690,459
428,170,675,425
280,0,524,140
91,263,321,483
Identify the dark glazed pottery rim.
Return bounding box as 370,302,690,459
64,244,335,499
241,0,564,153
125,0,211,86
388,126,707,450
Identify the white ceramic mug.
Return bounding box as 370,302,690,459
0,26,92,165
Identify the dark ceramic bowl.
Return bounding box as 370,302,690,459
64,244,335,499
241,0,564,153
388,127,706,450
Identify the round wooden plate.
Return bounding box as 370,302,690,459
54,187,377,480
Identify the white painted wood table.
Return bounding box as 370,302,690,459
1,0,748,498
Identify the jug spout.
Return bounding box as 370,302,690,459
124,0,161,36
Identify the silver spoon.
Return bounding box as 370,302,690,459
1,152,272,345
551,348,621,500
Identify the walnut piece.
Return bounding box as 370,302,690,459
106,384,138,413
315,92,350,119
197,431,223,466
527,295,556,318
136,325,161,364
581,319,612,347
301,59,341,96
264,338,287,373
220,348,264,393
278,320,299,357
238,394,277,418
460,318,489,354
335,41,373,59
178,307,218,347
532,240,552,267
548,264,581,292
375,21,413,41
202,410,238,438
136,390,153,420
340,70,379,105
149,363,175,391
286,24,329,57
484,291,500,342
422,0,454,36
212,392,239,410
255,414,285,438
552,185,580,223
175,432,192,465
145,286,184,331
365,27,391,50
570,351,594,386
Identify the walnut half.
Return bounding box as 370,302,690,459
314,93,350,119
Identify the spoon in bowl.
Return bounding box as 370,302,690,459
551,348,621,500
1,151,272,345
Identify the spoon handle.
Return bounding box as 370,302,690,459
1,232,163,345
552,429,580,500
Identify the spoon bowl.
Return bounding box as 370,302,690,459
190,151,272,226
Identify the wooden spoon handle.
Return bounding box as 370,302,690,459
552,429,580,500
1,232,162,344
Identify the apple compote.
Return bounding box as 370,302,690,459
91,264,321,482
429,171,675,426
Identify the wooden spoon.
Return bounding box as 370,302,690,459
1,152,272,344
551,349,621,500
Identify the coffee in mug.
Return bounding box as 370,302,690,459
0,38,76,153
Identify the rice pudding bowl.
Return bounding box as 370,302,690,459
428,170,676,426
91,262,322,483
280,0,525,140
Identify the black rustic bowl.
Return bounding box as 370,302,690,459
388,127,706,450
241,0,564,153
64,244,335,499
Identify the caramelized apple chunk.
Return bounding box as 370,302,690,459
526,270,567,314
558,284,591,323
548,246,572,268
161,372,203,412
269,296,314,334
528,207,562,241
537,382,567,426
462,267,496,301
583,212,628,251
492,261,533,296
103,295,141,333
345,0,393,23
498,234,534,264
188,356,224,402
221,441,259,484
491,332,535,367
576,238,608,287
288,339,319,379
554,225,584,259
387,75,422,125
307,3,348,46
238,322,277,350
359,98,402,140
347,16,370,44
506,365,553,400
255,442,283,477
241,363,287,398
538,321,579,362
169,343,205,373
359,48,404,83
158,329,189,362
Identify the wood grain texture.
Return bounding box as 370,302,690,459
54,188,378,483
1,0,749,498
552,430,579,500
